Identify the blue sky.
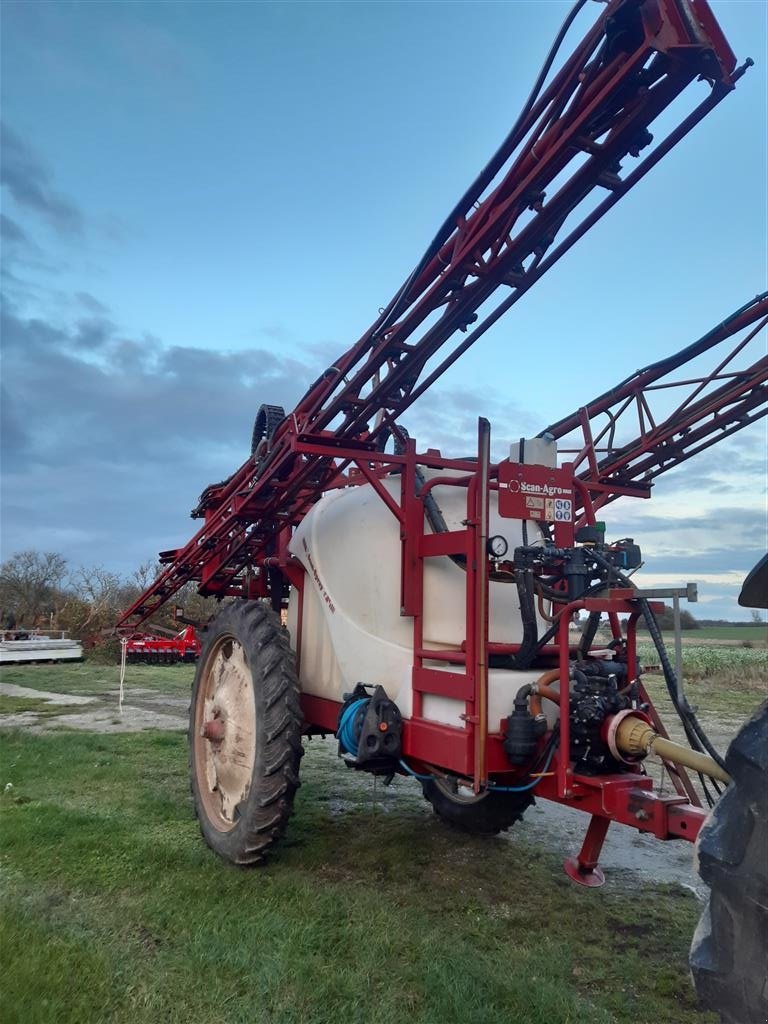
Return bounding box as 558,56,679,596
1,0,766,620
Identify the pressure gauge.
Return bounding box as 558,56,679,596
487,535,509,559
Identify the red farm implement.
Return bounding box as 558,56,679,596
123,625,200,665
119,3,766,1020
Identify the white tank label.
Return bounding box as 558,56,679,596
302,538,336,614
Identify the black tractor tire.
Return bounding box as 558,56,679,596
189,600,303,866
250,404,286,457
422,776,533,835
690,699,768,1024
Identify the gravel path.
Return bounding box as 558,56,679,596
0,680,187,733
0,682,96,706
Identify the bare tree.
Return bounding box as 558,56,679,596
131,560,160,593
0,550,67,626
68,564,122,631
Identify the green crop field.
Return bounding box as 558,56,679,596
638,642,768,689
692,625,768,645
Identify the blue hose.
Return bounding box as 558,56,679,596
398,759,435,782
399,738,557,792
337,698,370,756
487,741,557,792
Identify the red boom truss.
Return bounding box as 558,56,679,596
548,292,768,522
119,0,753,627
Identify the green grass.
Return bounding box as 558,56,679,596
642,673,765,724
636,625,768,647
690,625,768,645
0,694,90,717
0,726,714,1024
0,660,194,698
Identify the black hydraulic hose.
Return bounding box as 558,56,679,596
638,595,727,776
374,0,591,337
588,551,727,774
514,683,534,709
508,570,539,669
414,467,467,572
579,612,602,656
415,467,451,536
414,466,521,587
527,576,607,652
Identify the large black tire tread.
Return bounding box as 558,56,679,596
422,777,533,835
189,600,303,866
690,699,768,1024
250,404,286,457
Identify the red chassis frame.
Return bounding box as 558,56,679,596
264,421,707,886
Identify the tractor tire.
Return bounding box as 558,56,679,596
189,600,303,865
250,404,286,457
422,776,533,835
690,700,768,1024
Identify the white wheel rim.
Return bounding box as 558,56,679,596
193,636,257,832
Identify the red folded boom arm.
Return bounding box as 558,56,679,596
119,0,754,627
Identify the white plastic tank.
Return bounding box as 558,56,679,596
287,460,552,731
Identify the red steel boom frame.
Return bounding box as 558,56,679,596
120,0,752,627
548,292,768,522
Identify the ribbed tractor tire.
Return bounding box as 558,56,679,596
189,600,303,866
250,404,286,457
422,777,533,835
690,699,768,1024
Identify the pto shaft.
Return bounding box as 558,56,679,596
614,715,730,785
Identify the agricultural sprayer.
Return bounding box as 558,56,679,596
119,2,767,1020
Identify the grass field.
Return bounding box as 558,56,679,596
3,643,765,1024
638,641,768,691
684,624,768,645
0,727,711,1024
0,660,193,698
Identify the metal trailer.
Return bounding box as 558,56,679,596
0,631,84,665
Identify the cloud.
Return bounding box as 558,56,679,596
0,213,28,245
0,297,313,468
0,206,763,621
602,497,766,618
0,122,84,235
0,292,320,572
403,384,539,460
0,282,544,574
613,505,766,549
76,291,109,315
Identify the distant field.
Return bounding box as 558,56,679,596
689,625,768,645
696,622,768,638
636,625,768,647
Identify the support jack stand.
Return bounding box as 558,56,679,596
564,814,610,888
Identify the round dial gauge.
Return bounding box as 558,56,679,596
487,535,508,559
